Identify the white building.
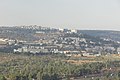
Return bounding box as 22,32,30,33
117,47,120,54
70,29,77,33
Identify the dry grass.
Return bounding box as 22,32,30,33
64,60,102,65
64,54,120,65
0,54,28,63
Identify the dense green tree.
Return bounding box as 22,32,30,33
118,71,120,79
0,75,6,80
42,74,50,80
37,72,43,80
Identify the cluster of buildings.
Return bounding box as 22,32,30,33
0,26,120,57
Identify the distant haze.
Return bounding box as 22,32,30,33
0,0,120,30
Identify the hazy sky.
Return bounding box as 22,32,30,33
0,0,120,30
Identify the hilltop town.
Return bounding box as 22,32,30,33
0,25,120,57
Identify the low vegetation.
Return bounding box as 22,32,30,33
0,53,120,80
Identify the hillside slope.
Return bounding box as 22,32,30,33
78,30,120,41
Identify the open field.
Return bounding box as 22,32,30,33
64,54,120,65
0,53,29,63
